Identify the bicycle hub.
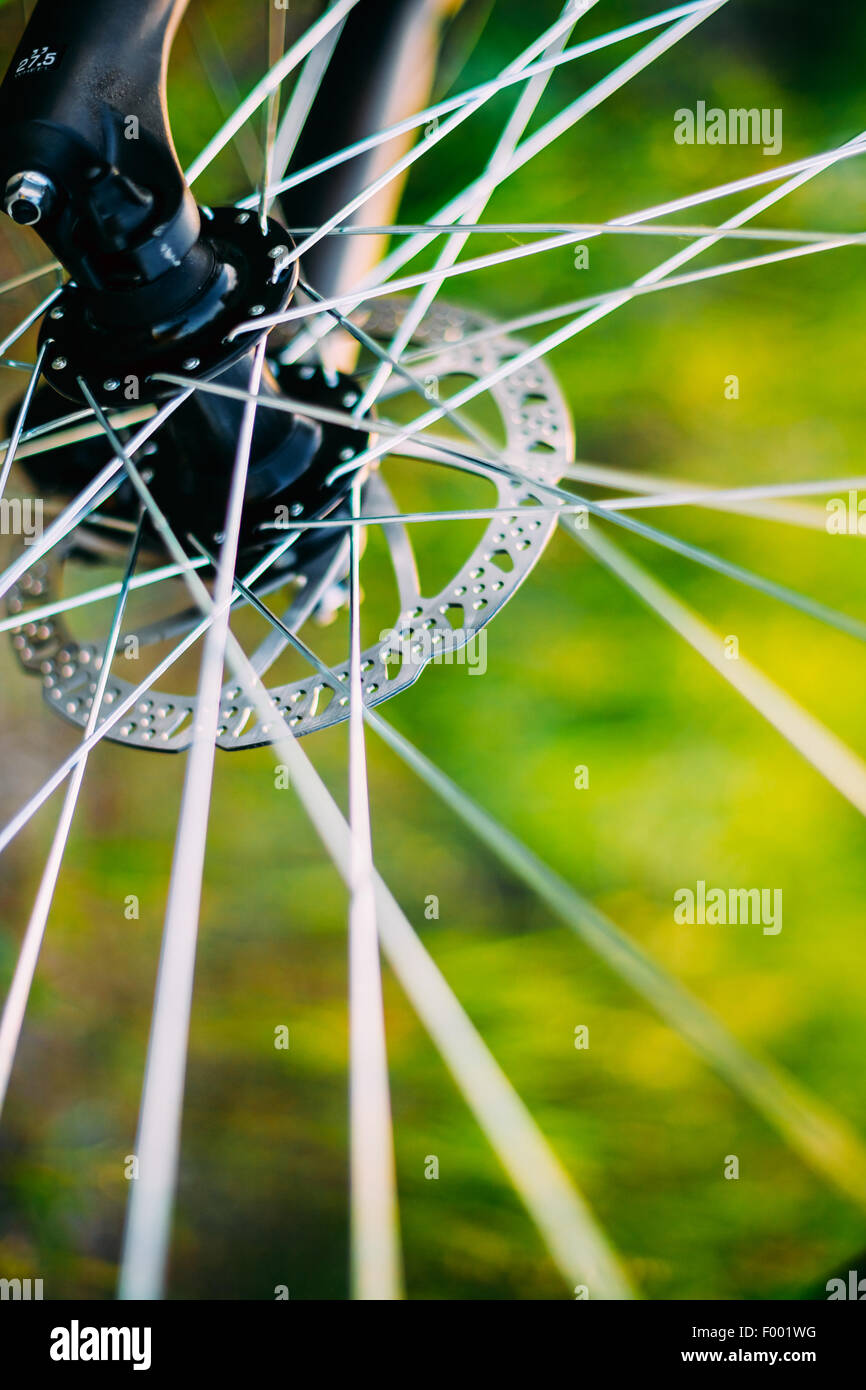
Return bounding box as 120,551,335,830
0,0,369,563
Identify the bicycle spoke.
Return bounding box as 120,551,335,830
280,3,603,276
296,277,499,458
0,514,144,1118
260,502,587,534
366,715,866,1213
234,228,861,345
152,567,635,1296
0,261,59,298
199,568,866,1219
564,514,866,819
186,4,262,187
0,340,47,503
0,522,307,860
258,0,287,229
354,1,582,418
0,555,211,636
565,461,836,530
346,477,402,1301
0,391,188,605
118,342,267,1301
185,0,363,187
267,21,345,215
284,220,864,248
603,471,866,525
247,0,719,210
0,286,60,359
399,442,866,645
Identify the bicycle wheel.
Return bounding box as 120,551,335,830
0,0,864,1307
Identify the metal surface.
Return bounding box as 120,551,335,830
7,297,573,750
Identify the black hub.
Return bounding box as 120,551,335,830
0,0,371,583
13,360,372,572
39,207,300,410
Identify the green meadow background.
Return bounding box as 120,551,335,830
1,0,866,1299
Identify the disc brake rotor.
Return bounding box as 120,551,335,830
6,297,572,750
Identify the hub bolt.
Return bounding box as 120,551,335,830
4,170,55,226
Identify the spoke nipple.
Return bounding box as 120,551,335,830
249,304,266,316
181,357,200,370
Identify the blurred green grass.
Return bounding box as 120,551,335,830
1,0,866,1299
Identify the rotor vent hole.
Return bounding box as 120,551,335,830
310,685,335,717
441,603,465,631
487,549,515,573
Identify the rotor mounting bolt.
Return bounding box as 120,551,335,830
268,245,288,259
50,307,64,320
103,379,120,391
4,170,55,226
249,304,266,316
339,446,355,462
235,212,250,224
342,391,358,407
181,357,200,370
51,356,67,371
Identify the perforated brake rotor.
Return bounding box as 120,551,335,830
6,297,573,750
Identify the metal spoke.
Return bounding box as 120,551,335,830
186,3,262,188
0,286,61,360
346,477,402,1300
563,514,866,820
267,21,345,214
367,715,866,1213
0,340,47,503
397,440,866,645
0,261,59,298
282,220,866,249
280,3,603,275
0,523,307,861
353,0,581,419
117,342,267,1301
199,566,866,1220
0,391,189,605
247,0,719,210
230,229,859,343
0,556,211,636
185,0,363,187
143,556,634,1297
0,514,144,1118
259,0,288,229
